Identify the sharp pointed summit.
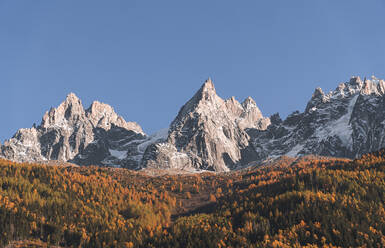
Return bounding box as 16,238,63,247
61,92,84,114
242,96,257,109
65,92,81,102
145,78,269,172
194,77,218,102
305,87,325,112
201,77,215,90
349,76,363,86
41,93,85,129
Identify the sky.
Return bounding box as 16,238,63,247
1,0,385,142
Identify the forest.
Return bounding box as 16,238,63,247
0,150,385,247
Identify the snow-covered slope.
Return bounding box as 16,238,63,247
248,76,385,161
73,127,169,169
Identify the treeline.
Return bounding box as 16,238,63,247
0,150,384,247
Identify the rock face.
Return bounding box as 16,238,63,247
248,76,385,161
142,78,270,171
4,76,385,172
0,93,145,168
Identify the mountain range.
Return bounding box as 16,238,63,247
1,75,385,172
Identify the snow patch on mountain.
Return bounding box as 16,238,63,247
313,94,358,148
109,149,127,160
286,144,304,157
137,128,169,154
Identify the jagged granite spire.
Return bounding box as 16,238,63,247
41,92,85,129
86,100,143,134
171,78,223,124
144,78,270,172
305,87,325,112
1,93,145,164
349,76,363,88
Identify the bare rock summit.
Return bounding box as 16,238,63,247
1,93,144,165
142,78,270,171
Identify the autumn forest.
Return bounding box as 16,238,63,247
1,150,385,247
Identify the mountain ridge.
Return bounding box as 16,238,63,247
2,75,385,172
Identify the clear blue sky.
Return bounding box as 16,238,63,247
1,0,385,142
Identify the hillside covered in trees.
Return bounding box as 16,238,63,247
0,151,385,247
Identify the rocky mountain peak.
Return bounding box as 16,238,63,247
65,92,81,103
349,76,363,87
250,75,385,163
225,97,244,117
361,79,379,95
1,92,145,164
85,100,143,133
41,92,85,129
201,77,215,92
242,96,257,110
237,96,269,130
313,87,324,98
86,101,117,129
305,87,325,112
376,78,385,94
194,78,219,103
88,100,115,115
357,76,385,96
61,92,84,115
149,78,271,172
171,78,225,128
